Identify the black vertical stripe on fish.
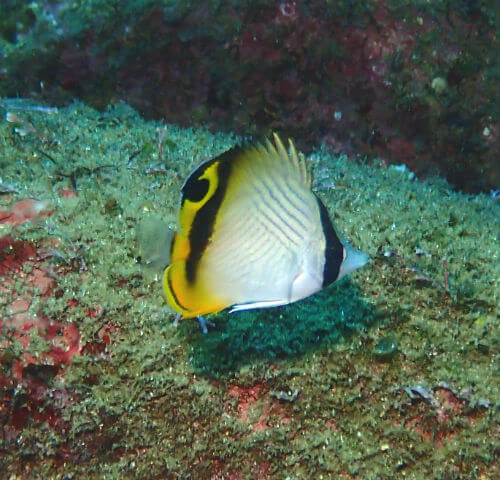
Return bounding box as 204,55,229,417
315,196,343,286
185,152,234,284
166,267,188,311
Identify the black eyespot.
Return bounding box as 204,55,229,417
182,177,210,203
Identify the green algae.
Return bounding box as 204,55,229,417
0,100,498,479
372,334,399,360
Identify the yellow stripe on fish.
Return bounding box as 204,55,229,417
163,133,368,319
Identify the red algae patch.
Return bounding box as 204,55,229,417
228,383,265,423
227,383,293,433
0,199,53,225
396,386,485,448
0,234,82,441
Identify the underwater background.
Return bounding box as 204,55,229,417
0,1,498,479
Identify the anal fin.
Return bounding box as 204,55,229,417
229,299,289,313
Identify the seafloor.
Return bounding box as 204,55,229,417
0,100,498,479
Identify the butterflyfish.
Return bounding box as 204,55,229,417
163,133,368,319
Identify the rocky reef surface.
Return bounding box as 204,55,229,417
0,101,498,478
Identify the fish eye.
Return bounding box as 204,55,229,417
182,177,210,203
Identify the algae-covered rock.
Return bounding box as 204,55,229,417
0,100,498,479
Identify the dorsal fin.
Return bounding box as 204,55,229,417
261,133,311,187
